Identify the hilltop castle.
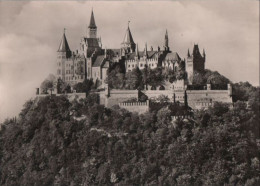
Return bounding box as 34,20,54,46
36,10,233,112
56,10,205,86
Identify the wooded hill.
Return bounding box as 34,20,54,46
0,82,259,185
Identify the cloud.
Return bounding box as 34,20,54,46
0,1,259,122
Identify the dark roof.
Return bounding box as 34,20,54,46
93,55,105,67
58,33,71,52
165,52,181,61
84,38,99,47
122,26,135,45
126,51,160,60
88,10,97,28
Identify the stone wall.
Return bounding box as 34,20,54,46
143,90,173,101
99,89,139,108
186,90,232,109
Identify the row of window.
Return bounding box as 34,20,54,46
57,63,80,67
65,75,84,81
198,102,212,106
128,63,156,68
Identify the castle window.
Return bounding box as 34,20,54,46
152,64,154,67
132,64,134,68
128,65,130,68
140,64,143,67
81,75,83,79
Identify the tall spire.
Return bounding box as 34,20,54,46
144,42,148,57
164,29,169,50
88,9,97,38
88,9,97,28
122,22,135,45
58,29,71,58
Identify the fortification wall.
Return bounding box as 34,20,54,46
186,90,232,109
119,100,149,114
99,89,139,108
144,90,173,101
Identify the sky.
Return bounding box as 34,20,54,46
0,0,259,122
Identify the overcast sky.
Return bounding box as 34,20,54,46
0,0,259,122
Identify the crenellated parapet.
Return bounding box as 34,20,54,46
119,100,149,114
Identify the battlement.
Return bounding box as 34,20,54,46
119,100,149,114
126,59,138,63
119,100,149,107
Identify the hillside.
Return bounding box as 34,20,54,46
0,84,259,185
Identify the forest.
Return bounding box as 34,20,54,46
0,80,259,185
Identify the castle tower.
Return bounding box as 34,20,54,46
57,29,72,81
121,21,136,53
88,9,97,38
164,29,169,51
186,44,206,84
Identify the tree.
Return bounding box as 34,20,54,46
125,67,142,90
40,74,56,94
106,65,126,89
73,79,94,93
147,67,164,88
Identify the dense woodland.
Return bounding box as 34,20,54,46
1,78,259,185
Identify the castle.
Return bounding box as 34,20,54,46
39,10,232,112
56,10,205,87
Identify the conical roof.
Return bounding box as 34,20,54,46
122,26,135,45
58,32,71,53
88,10,97,28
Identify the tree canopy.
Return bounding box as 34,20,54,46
1,85,259,185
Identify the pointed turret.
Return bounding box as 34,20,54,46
135,43,139,58
187,49,191,57
88,9,97,38
57,29,71,58
121,21,136,53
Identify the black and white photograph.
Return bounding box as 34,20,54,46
0,0,259,185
